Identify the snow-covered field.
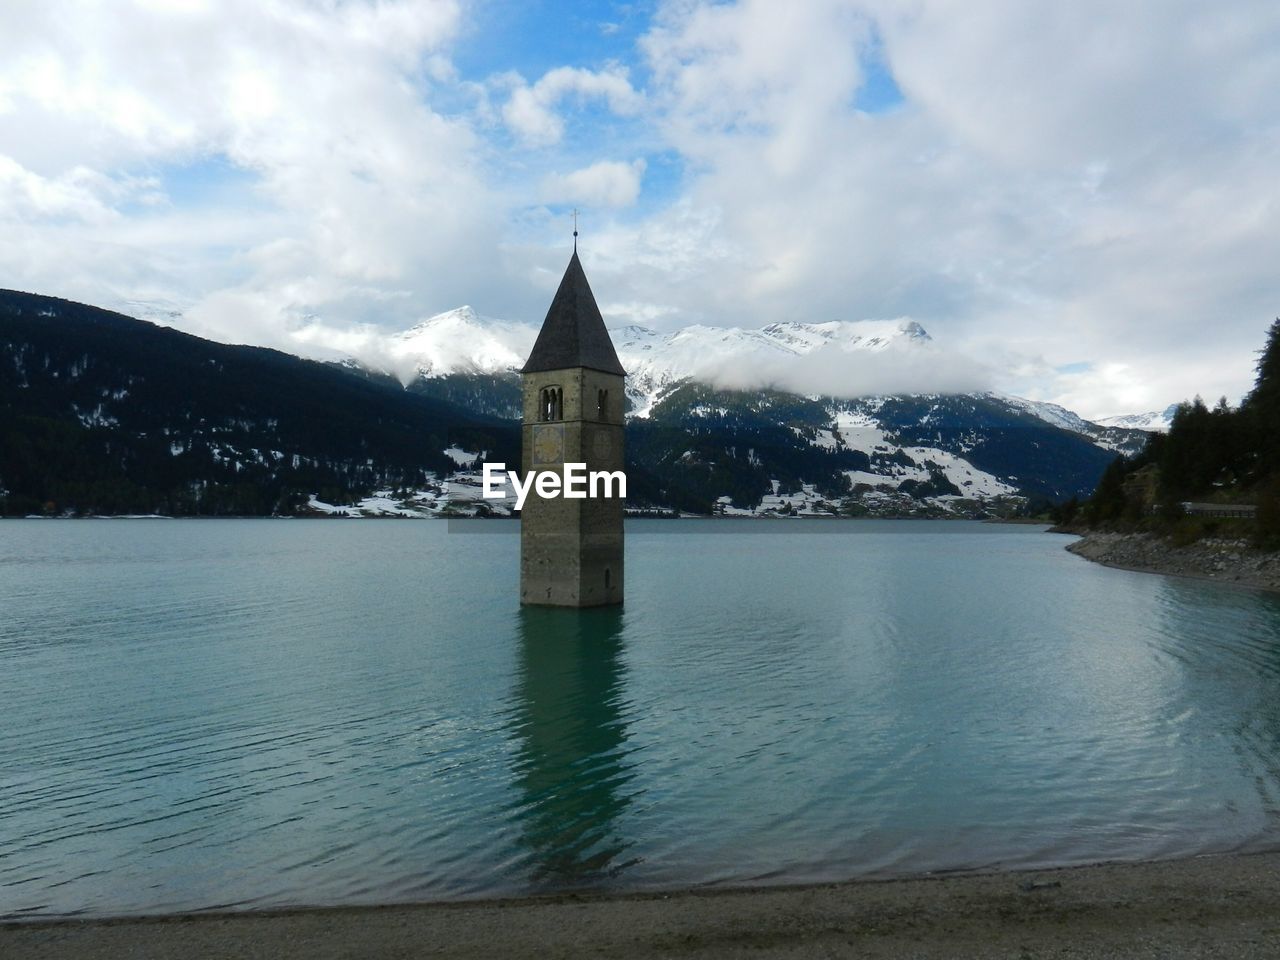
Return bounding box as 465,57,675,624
305,471,519,518
1094,405,1178,432
819,411,1015,498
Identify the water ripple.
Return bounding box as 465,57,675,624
2,520,1280,919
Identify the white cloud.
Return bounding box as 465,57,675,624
613,0,1280,416
700,337,993,399
2,0,1279,421
502,65,642,146
0,0,499,337
871,0,1280,171
542,159,646,208
643,0,871,176
0,157,153,223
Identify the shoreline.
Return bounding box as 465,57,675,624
5,513,1032,521
5,852,1280,958
1064,530,1280,593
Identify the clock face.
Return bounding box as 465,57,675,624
532,424,564,464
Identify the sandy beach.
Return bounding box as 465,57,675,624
5,852,1279,959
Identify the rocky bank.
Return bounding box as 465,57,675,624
1065,531,1280,592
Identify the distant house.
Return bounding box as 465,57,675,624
1180,502,1257,519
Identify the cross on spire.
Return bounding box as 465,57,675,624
572,208,579,250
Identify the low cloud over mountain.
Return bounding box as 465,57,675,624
285,304,991,413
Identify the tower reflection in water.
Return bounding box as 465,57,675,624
507,606,640,884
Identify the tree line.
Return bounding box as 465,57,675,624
1057,319,1280,547
0,290,516,517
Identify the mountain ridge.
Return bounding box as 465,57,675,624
300,302,1168,433
115,297,1172,432
1,290,1153,517
0,289,517,516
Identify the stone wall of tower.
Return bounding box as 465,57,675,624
520,367,625,607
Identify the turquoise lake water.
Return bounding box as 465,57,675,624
2,519,1280,919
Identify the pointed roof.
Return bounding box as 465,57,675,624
521,251,626,376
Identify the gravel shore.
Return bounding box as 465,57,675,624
1065,531,1280,592
5,853,1280,959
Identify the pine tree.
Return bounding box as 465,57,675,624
1247,318,1280,409
1243,318,1280,480
1085,456,1129,525
1159,397,1213,497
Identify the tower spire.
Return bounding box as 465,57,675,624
521,248,625,376
519,231,625,608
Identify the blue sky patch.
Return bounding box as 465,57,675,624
455,0,656,83
853,28,904,114
154,155,260,209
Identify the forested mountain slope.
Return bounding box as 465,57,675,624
0,290,515,516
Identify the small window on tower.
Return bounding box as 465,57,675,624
539,386,563,422
597,388,608,421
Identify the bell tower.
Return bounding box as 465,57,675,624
519,248,625,607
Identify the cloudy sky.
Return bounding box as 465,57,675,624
2,0,1278,419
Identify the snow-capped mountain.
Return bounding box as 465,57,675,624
996,395,1149,454
112,298,1157,450
1,289,519,519
349,308,1146,451
612,318,932,415
300,304,1150,509
627,385,1135,511
349,306,936,416
999,396,1096,434
1094,405,1178,432
388,306,535,378
110,298,188,328
102,297,1154,513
